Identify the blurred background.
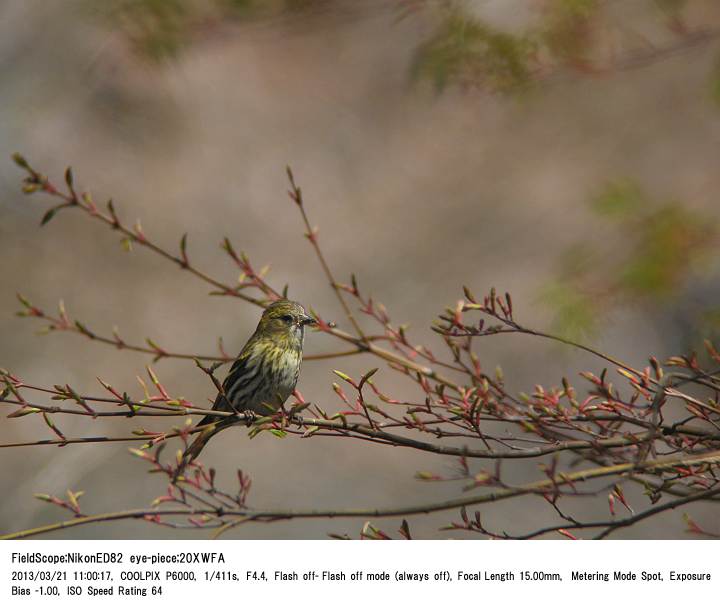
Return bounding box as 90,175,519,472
2,0,720,539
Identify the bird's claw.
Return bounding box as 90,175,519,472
243,410,256,427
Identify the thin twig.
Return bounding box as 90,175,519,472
5,450,719,540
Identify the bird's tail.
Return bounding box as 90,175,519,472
172,415,226,482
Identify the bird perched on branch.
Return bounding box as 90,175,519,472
174,300,316,481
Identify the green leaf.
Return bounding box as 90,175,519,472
128,448,148,459
40,207,58,226
332,370,354,384
358,368,379,390
7,406,41,418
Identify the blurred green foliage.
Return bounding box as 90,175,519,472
539,281,598,341
92,0,718,105
106,0,192,61
411,11,536,93
409,0,606,94
541,0,598,64
84,0,720,347
409,0,718,95
591,179,645,218
701,308,720,333
543,180,719,341
95,0,331,61
618,203,713,299
654,0,688,19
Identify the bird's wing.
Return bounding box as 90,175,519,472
212,333,267,412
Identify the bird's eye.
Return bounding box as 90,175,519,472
280,314,294,323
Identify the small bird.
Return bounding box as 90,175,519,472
174,300,316,480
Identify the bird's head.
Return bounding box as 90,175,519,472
255,300,317,348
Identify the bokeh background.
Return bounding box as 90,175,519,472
2,0,720,539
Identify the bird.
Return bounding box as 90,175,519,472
174,300,316,481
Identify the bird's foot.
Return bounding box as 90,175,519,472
243,410,256,427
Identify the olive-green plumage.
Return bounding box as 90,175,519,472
174,300,315,480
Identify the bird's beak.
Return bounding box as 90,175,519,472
300,314,317,326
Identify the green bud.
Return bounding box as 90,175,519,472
12,153,29,169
